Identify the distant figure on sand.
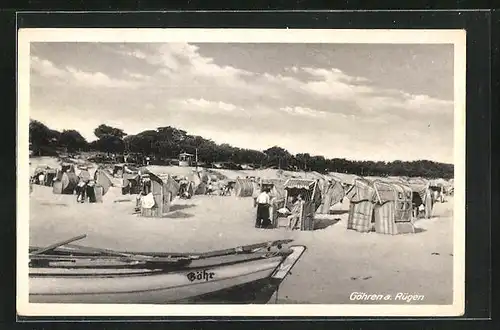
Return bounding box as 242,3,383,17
418,203,425,218
433,190,439,203
135,175,152,212
205,179,215,195
85,180,97,203
179,177,190,199
76,180,87,203
425,189,433,219
288,195,304,230
37,173,45,185
255,189,271,228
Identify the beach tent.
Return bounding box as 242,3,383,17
32,166,58,186
52,172,79,194
447,179,454,196
45,168,57,187
317,177,346,214
138,170,180,218
88,184,104,203
303,171,327,181
61,163,76,174
345,178,377,233
175,176,196,199
328,172,361,196
405,178,433,219
259,178,286,202
191,170,208,195
372,180,414,235
365,175,387,181
122,173,141,195
32,165,49,177
234,178,257,197
206,169,226,181
387,176,409,183
94,167,128,195
274,178,322,231
95,165,139,195
428,179,446,203
94,168,113,195
112,164,125,178
216,179,236,196
113,163,139,178
329,172,359,186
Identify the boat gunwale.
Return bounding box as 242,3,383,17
29,253,288,277
28,238,294,259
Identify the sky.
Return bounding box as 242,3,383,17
29,42,455,163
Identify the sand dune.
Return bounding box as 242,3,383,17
28,180,454,305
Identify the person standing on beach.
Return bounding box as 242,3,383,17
38,173,45,186
255,188,271,228
288,195,304,230
424,189,433,219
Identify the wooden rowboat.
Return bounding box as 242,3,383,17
29,235,306,304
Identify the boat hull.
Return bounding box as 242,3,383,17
30,246,306,304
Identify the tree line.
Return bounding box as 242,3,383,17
29,119,454,179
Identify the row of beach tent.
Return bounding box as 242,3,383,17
30,160,454,233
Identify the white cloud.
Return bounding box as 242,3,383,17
262,66,452,117
31,55,141,89
115,44,453,120
66,66,138,88
130,43,252,81
170,43,251,79
135,43,254,92
280,106,326,118
403,93,453,111
121,49,148,60
31,56,66,78
123,69,151,81
176,98,245,114
303,67,370,84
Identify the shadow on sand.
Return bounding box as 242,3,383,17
414,227,427,234
329,209,349,215
165,211,194,219
169,204,197,212
113,198,133,203
39,202,68,207
313,218,340,230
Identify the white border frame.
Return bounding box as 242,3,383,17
17,28,466,317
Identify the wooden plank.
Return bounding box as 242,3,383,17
30,234,87,256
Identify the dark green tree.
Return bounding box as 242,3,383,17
58,129,88,153
29,119,61,156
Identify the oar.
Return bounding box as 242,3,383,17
62,244,189,262
62,239,294,260
64,243,149,259
186,239,294,259
30,234,87,256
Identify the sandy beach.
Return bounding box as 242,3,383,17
28,178,453,305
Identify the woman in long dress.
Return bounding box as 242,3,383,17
424,189,433,219
287,195,304,230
